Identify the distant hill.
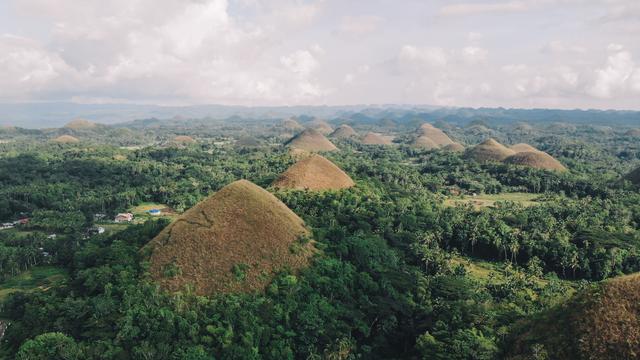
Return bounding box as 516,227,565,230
362,132,392,145
465,139,515,162
51,135,80,144
64,119,97,129
272,155,354,191
503,151,567,171
330,124,357,139
146,180,313,295
285,129,338,152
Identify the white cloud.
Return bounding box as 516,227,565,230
337,15,383,36
440,1,528,16
589,48,637,98
462,46,489,64
281,50,319,76
398,45,448,66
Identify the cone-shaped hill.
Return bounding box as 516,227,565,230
465,139,515,162
625,128,640,137
411,135,438,149
362,132,392,145
52,135,80,144
285,129,338,152
442,142,465,152
272,155,355,191
625,166,640,186
510,143,540,153
417,123,454,146
503,151,567,171
307,119,333,135
146,180,313,295
505,273,640,360
173,135,195,143
64,119,97,129
330,124,357,139
282,118,303,131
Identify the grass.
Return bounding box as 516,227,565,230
444,192,543,209
0,266,68,301
128,202,179,223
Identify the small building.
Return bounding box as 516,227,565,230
47,234,57,239
1,223,14,230
97,226,105,234
114,213,134,223
18,218,29,225
148,209,162,216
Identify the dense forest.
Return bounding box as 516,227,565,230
0,115,639,359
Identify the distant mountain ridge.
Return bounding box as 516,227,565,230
1,102,639,128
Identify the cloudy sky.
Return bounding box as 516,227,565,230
0,0,639,109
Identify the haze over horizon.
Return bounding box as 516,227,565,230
1,0,639,111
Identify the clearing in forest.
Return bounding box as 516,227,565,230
444,193,544,209
0,266,68,301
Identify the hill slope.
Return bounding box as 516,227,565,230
330,124,357,139
417,123,454,146
272,155,355,190
362,132,392,145
52,135,80,143
285,129,338,152
506,273,640,360
465,138,515,162
146,180,313,295
504,151,567,171
63,119,97,129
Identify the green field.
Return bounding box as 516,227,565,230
444,192,544,209
0,266,68,300
128,202,179,222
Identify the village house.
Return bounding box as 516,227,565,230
114,213,134,223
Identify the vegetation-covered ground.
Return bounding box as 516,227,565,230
0,115,638,359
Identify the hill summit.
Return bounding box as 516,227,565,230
52,135,80,143
282,118,303,131
503,151,567,171
417,123,454,146
146,180,313,295
362,132,392,145
330,124,357,139
272,155,355,191
465,138,515,162
173,135,195,143
306,119,333,135
285,129,338,152
64,119,97,129
510,143,539,153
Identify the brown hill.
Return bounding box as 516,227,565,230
625,128,640,137
464,139,515,162
417,123,454,146
506,273,640,360
625,166,640,185
307,119,333,135
442,142,465,152
503,151,567,171
272,155,355,191
330,125,357,139
285,129,338,152
362,132,392,145
146,180,313,295
52,135,80,144
173,135,195,143
510,143,540,153
411,135,438,149
64,119,97,129
282,118,303,131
